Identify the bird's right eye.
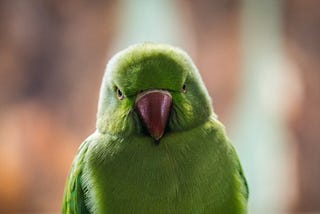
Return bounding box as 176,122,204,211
181,84,187,93
116,87,124,100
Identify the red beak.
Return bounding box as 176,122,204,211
135,90,172,140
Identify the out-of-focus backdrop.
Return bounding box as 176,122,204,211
0,0,319,213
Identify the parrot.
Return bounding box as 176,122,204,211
62,43,248,214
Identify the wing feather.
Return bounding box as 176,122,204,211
62,140,90,214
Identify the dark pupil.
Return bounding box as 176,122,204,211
183,84,186,90
117,89,123,97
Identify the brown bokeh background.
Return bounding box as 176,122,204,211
0,0,319,213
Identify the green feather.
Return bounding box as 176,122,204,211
62,139,90,214
62,43,248,213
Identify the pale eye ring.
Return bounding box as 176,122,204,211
182,84,187,93
116,88,124,100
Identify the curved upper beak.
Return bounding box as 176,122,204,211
135,90,172,141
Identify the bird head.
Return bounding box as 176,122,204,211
96,43,213,143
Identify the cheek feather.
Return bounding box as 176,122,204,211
169,100,194,131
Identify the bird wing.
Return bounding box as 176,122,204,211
62,140,90,214
213,119,249,200
230,144,249,200
237,156,249,200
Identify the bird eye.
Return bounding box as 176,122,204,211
116,87,124,100
182,84,187,93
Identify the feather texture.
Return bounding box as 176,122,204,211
62,43,248,213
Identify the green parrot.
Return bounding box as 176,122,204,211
62,43,248,214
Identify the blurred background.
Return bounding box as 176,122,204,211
0,0,319,213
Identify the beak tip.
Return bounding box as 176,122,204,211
153,134,163,141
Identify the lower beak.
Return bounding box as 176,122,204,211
135,90,172,141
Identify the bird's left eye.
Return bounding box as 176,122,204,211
116,88,124,100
